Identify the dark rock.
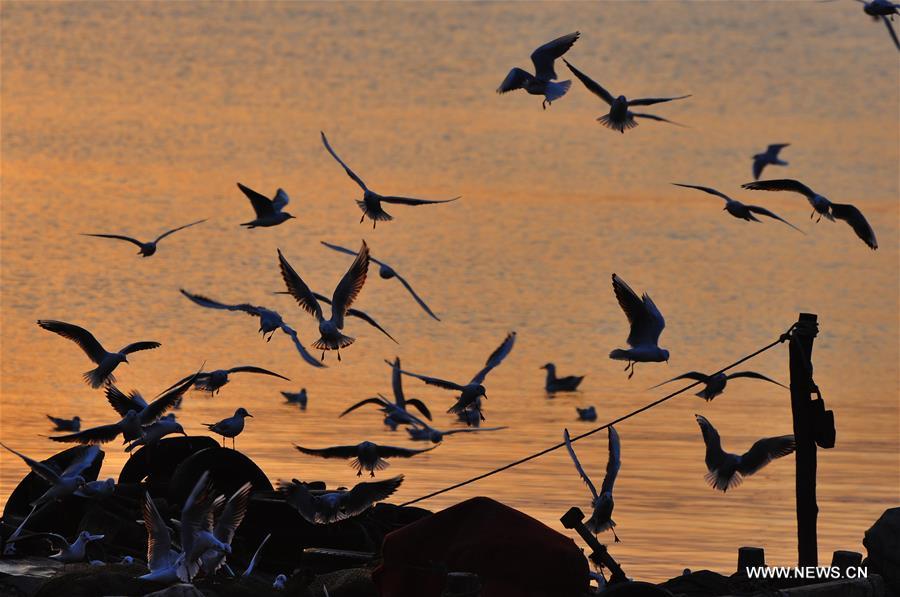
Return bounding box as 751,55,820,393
864,507,900,597
316,568,376,597
31,564,163,597
119,436,219,494
603,582,674,596
167,447,273,508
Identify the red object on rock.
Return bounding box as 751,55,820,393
373,496,589,597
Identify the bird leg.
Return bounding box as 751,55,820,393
542,99,548,110
372,220,377,229
626,362,636,379
611,528,621,543
370,471,375,477
321,351,326,361
232,437,235,450
337,351,342,362
221,435,226,448
359,213,366,224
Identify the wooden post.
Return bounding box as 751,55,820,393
789,313,819,566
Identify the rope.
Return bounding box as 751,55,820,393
400,326,796,507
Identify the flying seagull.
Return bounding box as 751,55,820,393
179,289,324,368
564,427,620,541
281,475,404,524
37,320,160,388
0,443,99,508
406,419,507,444
277,242,369,362
237,182,295,228
125,418,187,452
695,414,795,492
6,530,104,563
294,440,435,477
540,363,584,392
274,289,397,344
393,331,517,423
741,179,877,249
609,274,668,379
752,144,790,180
671,183,803,233
856,0,900,50
321,132,459,228
47,415,81,432
564,59,690,133
81,219,207,257
164,366,290,396
497,32,580,109
322,241,441,321
204,408,253,449
650,370,788,401
342,357,433,430
139,493,184,584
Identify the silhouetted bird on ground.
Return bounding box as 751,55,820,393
541,363,584,392
609,275,668,379
564,427,621,541
82,219,206,257
237,183,295,228
751,144,790,180
204,408,253,449
497,32,580,109
671,183,803,233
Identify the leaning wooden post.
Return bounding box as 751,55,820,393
789,312,819,566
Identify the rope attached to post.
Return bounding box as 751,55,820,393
400,326,796,507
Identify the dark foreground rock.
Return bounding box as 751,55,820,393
864,507,900,597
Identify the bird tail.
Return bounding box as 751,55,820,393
597,114,637,132
585,517,615,535
356,201,393,222
705,469,743,492
608,349,631,361
313,333,355,351
83,367,115,389
544,79,572,103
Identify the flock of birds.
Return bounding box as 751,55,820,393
0,11,890,588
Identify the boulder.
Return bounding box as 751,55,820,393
864,507,900,597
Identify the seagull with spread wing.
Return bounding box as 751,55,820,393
564,59,690,133
564,427,621,541
294,440,435,477
164,365,290,396
179,289,324,368
651,370,788,401
274,289,397,344
282,475,404,524
695,415,795,492
497,32,580,109
237,182,296,228
81,219,206,257
139,493,184,584
672,183,803,233
322,241,441,321
37,320,160,388
6,530,104,563
856,0,900,50
393,331,517,423
277,242,369,362
405,419,507,444
741,179,878,249
751,144,790,180
609,275,669,379
321,132,459,228
341,357,433,430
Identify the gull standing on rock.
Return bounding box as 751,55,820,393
36,320,161,388
497,32,580,109
282,475,404,524
751,144,790,180
564,427,621,541
650,370,787,401
81,219,206,257
237,182,296,228
321,132,459,228
671,183,803,233
294,441,435,477
204,408,253,449
609,275,669,379
277,242,369,362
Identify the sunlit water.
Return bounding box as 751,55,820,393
1,1,898,582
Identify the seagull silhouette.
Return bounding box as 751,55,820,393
540,363,584,392
237,183,296,228
321,132,459,228
281,475,404,524
164,366,290,395
609,275,668,379
751,144,790,180
741,179,878,249
277,242,369,362
81,219,206,257
564,59,690,132
294,441,435,477
321,241,441,321
497,32,580,109
47,415,81,432
139,493,184,584
856,0,900,50
6,531,104,563
650,370,788,401
204,408,253,449
564,427,621,541
341,357,433,430
672,183,803,233
37,320,160,388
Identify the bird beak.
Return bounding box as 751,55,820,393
246,413,254,418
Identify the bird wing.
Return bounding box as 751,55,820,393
0,442,63,485
737,435,796,476
694,414,727,471
180,471,217,561
49,423,122,445
752,157,765,181
272,189,290,211
882,15,900,50
341,475,404,517
81,233,145,248
470,331,517,385
144,493,173,571
379,195,459,206
443,426,507,435
740,179,816,199
279,324,327,368
530,31,580,80
562,59,614,105
746,205,805,233
330,241,369,328
390,357,405,405
294,445,359,459
119,341,162,355
726,371,789,389
37,320,107,364
154,219,207,243
179,289,262,316
393,365,466,392
627,94,691,106
648,371,709,390
60,445,101,478
281,481,318,524
830,203,878,249
237,182,275,218
321,240,378,262
671,183,733,203
339,397,389,418
320,131,368,191
612,275,665,348
46,415,70,427
392,272,440,321
213,482,252,544
374,444,436,458
631,113,686,127
276,250,324,321
496,67,534,94
563,429,598,500
315,291,396,342
766,143,790,156
600,427,621,495
405,399,432,421
140,372,200,425
226,366,290,381
242,533,271,578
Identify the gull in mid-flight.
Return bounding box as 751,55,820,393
564,427,621,541
6,531,104,563
751,144,790,180
321,132,459,228
164,366,290,396
237,182,295,228
322,241,441,321
281,475,404,524
497,32,580,109
540,363,585,393
695,415,795,492
741,179,878,249
564,60,690,133
856,0,900,50
277,242,369,362
37,320,161,388
179,289,324,368
204,408,253,449
609,275,668,379
650,370,788,401
274,289,397,344
342,357,433,430
671,183,803,233
139,493,184,584
294,440,436,477
405,419,507,444
394,331,517,423
81,219,206,257
125,418,187,452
